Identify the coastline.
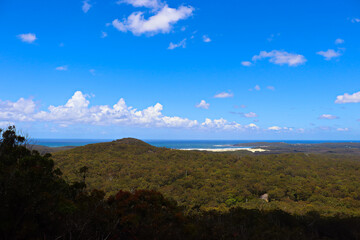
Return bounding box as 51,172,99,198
179,148,268,152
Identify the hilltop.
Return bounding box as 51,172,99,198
112,137,153,146
2,127,360,239
52,138,360,216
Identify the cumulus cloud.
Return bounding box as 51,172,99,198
202,35,211,42
335,38,344,45
168,38,186,49
1,92,318,134
337,128,349,132
195,100,210,109
33,91,200,128
112,5,193,35
0,98,36,122
335,91,360,104
351,18,360,23
318,114,339,120
82,0,92,13
252,50,307,66
0,91,265,132
241,61,252,66
55,65,68,71
214,92,234,98
201,118,257,131
316,49,342,60
18,33,37,43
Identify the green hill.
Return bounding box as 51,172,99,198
53,138,360,216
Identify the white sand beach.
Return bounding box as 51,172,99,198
180,148,267,152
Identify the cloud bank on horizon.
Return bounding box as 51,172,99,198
0,90,356,136
0,91,262,132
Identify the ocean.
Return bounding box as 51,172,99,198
32,139,360,150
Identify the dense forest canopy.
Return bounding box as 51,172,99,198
52,138,360,216
1,126,360,239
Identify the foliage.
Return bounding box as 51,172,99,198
1,127,360,239
53,138,360,216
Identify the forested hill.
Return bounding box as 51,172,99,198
52,138,360,216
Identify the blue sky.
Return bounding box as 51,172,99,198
1,0,360,139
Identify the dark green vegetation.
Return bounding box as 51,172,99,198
53,138,360,216
1,127,360,239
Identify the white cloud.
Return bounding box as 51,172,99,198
316,49,341,60
252,50,307,66
1,92,314,133
119,0,162,9
351,18,360,23
201,118,244,131
55,65,68,71
0,121,15,128
244,112,257,118
241,61,252,67
335,38,344,45
318,114,339,120
101,31,108,38
18,33,37,43
168,38,186,49
268,126,293,131
247,123,259,129
89,69,96,75
268,126,282,131
112,5,193,35
195,100,210,109
254,85,260,91
1,92,322,135
267,86,275,90
0,91,255,131
335,91,360,104
214,92,234,98
0,98,36,122
337,128,349,132
202,35,211,42
82,0,92,13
